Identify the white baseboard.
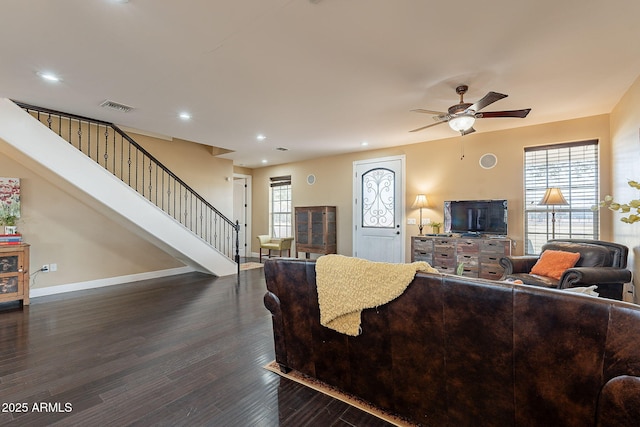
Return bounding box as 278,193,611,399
29,266,196,299
624,282,636,304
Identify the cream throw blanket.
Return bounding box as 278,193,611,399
316,254,438,336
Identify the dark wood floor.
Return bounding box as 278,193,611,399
0,261,394,427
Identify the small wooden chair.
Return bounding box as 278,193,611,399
257,235,294,261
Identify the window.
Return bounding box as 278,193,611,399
270,175,292,238
524,140,599,254
361,168,395,228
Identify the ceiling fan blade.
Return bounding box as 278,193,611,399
460,127,476,136
411,108,447,115
409,121,446,133
477,109,531,119
469,92,507,112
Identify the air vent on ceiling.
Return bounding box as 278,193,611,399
100,99,135,113
276,147,288,151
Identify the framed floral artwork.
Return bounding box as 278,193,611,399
0,178,20,219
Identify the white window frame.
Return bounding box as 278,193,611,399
524,140,599,254
269,175,292,238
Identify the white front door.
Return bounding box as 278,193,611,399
353,156,405,263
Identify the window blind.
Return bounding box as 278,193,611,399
270,175,291,187
524,140,599,253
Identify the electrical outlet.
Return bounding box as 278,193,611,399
41,264,49,272
50,263,57,272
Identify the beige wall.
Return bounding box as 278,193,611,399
252,114,611,260
3,81,636,292
0,131,234,291
610,74,640,287
131,132,235,218
233,165,253,176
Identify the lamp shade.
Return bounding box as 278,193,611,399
412,194,428,209
448,114,476,132
539,188,568,206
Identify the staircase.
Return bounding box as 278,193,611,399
0,98,239,276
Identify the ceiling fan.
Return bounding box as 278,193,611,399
410,85,531,136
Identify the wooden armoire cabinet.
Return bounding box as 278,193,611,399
295,206,337,258
0,243,30,306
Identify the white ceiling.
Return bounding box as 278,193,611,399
2,0,640,169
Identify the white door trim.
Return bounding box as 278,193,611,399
233,173,252,258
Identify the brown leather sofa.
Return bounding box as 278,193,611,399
264,258,640,427
500,239,632,300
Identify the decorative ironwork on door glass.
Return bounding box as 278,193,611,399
361,168,395,228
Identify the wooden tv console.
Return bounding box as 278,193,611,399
411,235,512,280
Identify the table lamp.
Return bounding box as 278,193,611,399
412,194,429,236
539,187,568,239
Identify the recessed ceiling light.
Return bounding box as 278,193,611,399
257,134,266,141
361,141,369,146
37,72,61,82
261,159,268,164
179,112,191,120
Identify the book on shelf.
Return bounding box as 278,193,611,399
0,233,22,244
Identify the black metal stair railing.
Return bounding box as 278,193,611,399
15,102,240,270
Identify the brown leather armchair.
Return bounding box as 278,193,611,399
500,239,632,300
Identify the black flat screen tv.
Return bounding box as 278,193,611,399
444,199,508,236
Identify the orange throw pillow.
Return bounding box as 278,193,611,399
530,249,581,280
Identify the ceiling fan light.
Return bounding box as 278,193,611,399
448,114,476,132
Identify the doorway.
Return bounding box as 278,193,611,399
233,174,252,258
353,155,405,263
